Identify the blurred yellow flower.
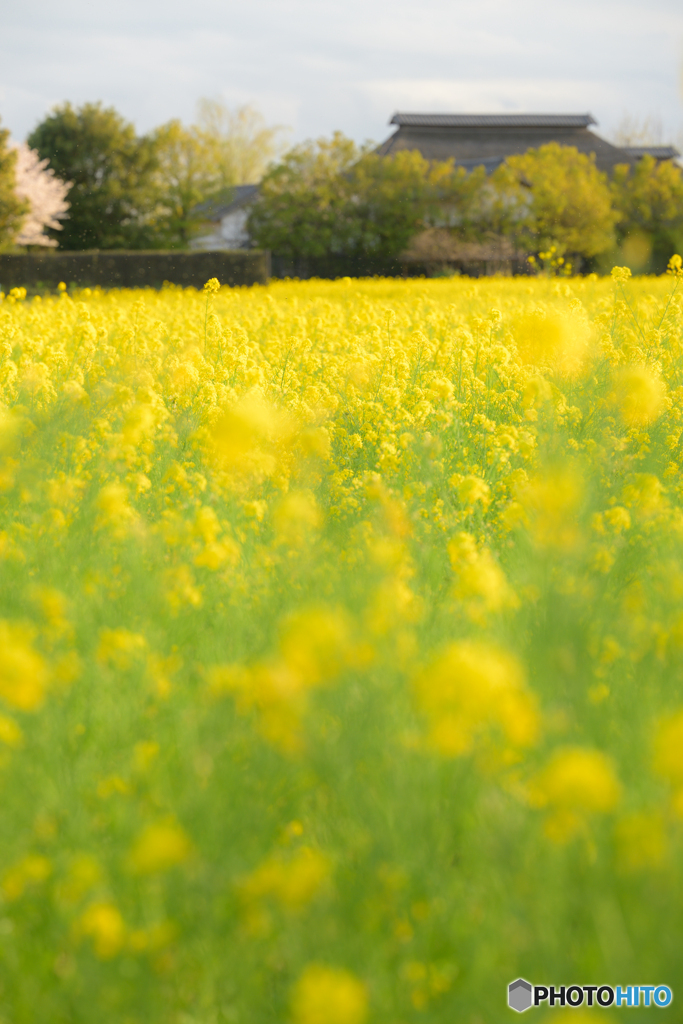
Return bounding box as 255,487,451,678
413,641,537,757
604,505,631,532
448,532,517,619
76,901,126,958
521,468,584,551
529,747,621,842
613,365,666,426
128,818,192,874
456,475,491,509
0,713,23,747
0,405,21,455
164,565,202,612
239,846,330,912
2,853,51,901
615,811,667,872
0,621,49,711
273,490,322,545
95,481,139,537
210,393,295,476
623,473,666,518
279,606,352,687
291,965,368,1024
31,585,72,638
96,628,147,670
121,402,158,446
512,308,589,375
128,919,178,953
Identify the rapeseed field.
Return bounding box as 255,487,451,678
0,263,682,1022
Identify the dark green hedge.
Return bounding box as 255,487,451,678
0,250,270,291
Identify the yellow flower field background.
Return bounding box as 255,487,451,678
1,263,682,1021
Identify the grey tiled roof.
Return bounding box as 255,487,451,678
620,145,681,160
193,184,260,221
390,113,597,129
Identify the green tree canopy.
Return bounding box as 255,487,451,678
248,133,362,263
0,121,28,251
248,132,448,273
344,148,449,266
146,120,217,248
248,137,627,274
492,143,617,265
611,155,683,272
27,102,160,250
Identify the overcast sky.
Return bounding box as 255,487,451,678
2,0,682,150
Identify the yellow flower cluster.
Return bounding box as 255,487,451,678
0,267,682,1021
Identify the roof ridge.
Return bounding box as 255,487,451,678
390,113,597,129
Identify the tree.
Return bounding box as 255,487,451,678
611,113,663,147
141,101,286,248
344,148,450,268
248,133,360,264
146,120,218,248
0,121,28,251
491,143,617,266
248,132,443,273
611,155,683,272
27,102,160,249
12,143,70,247
195,99,286,188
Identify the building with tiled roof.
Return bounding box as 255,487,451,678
377,112,679,174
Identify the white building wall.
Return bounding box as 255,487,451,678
191,205,253,251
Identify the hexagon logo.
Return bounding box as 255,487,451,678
508,978,533,1012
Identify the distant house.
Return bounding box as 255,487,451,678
378,113,681,275
377,112,680,174
190,185,260,251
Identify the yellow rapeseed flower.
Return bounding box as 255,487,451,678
95,482,139,537
96,628,147,670
413,641,537,757
613,365,667,426
164,564,203,612
520,468,584,551
456,475,491,510
273,490,322,545
529,747,621,842
278,606,352,687
448,532,517,619
291,965,368,1024
2,853,51,900
0,713,23,747
0,621,49,711
128,818,192,874
239,846,330,912
512,308,589,376
76,901,126,958
210,393,296,477
0,405,21,455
